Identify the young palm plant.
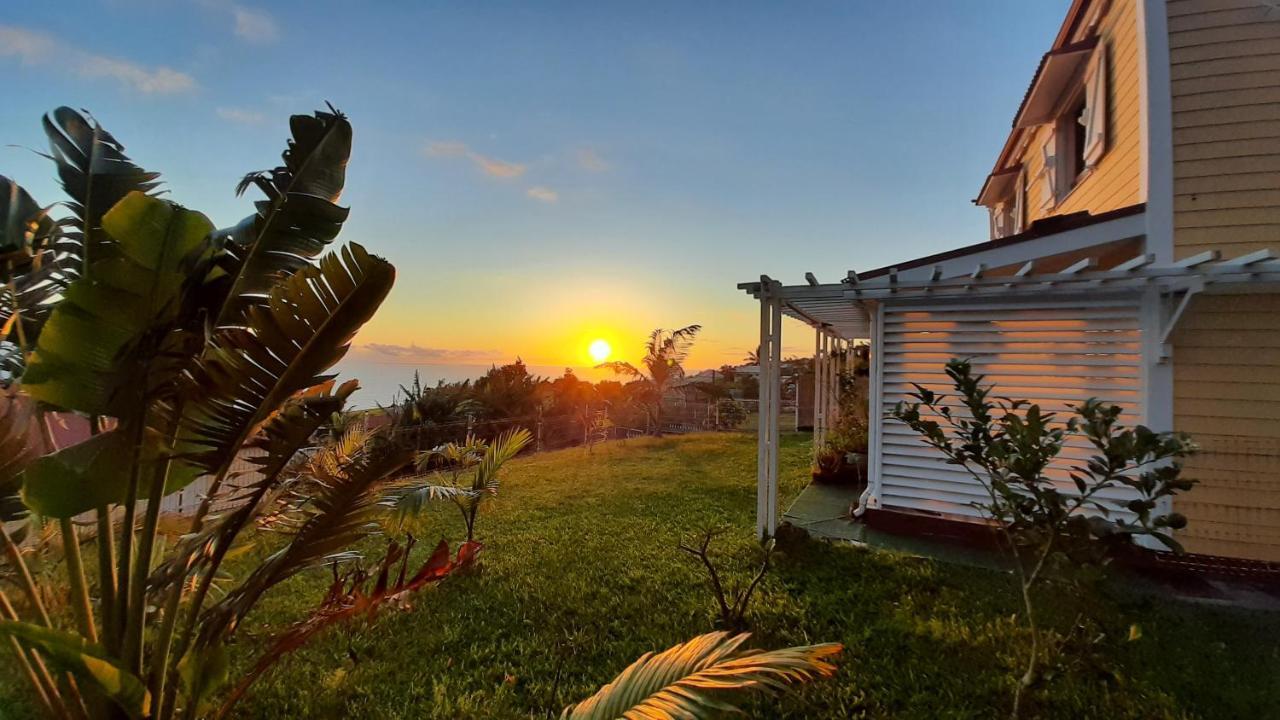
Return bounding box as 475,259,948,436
597,325,701,436
561,631,842,719
387,427,533,541
0,105,454,720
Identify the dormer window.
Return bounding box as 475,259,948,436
1045,44,1108,206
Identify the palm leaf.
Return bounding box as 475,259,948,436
473,427,533,494
178,242,394,480
149,380,358,593
384,482,475,525
200,436,410,640
42,107,162,276
21,192,214,415
562,632,841,720
597,361,644,379
211,105,353,326
0,620,151,718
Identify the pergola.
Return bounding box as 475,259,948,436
740,248,1280,538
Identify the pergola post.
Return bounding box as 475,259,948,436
756,279,782,538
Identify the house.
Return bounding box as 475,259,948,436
741,0,1280,564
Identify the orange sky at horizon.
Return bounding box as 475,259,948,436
346,266,816,381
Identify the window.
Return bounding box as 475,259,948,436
1044,44,1108,207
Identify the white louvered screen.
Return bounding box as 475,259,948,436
876,298,1145,520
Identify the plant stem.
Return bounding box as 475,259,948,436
125,412,181,681
58,517,98,643
116,414,147,673
1,586,66,718
0,521,51,626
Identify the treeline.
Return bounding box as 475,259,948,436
370,358,753,450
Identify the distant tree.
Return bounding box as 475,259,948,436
474,359,543,419
598,325,701,436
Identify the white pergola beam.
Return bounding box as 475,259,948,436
1174,250,1220,268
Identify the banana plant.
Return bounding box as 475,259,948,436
0,105,426,720
562,631,843,719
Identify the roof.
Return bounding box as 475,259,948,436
741,246,1279,339
974,0,1101,205
857,203,1145,280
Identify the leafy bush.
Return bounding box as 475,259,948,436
892,358,1196,717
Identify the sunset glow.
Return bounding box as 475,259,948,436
588,338,612,363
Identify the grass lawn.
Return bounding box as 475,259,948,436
5,433,1279,718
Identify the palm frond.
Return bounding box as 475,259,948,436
42,107,162,276
597,361,644,379
149,380,357,593
382,482,475,525
562,631,841,720
473,427,533,494
212,106,353,326
199,435,410,642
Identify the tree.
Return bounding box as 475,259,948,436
891,359,1196,718
597,325,701,436
0,106,461,720
474,358,543,419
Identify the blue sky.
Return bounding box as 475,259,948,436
1,0,1070,400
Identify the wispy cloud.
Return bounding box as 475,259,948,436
216,106,265,124
363,343,499,364
526,186,558,203
0,24,196,94
577,147,609,172
231,4,278,43
422,140,526,179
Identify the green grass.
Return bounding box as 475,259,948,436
5,433,1279,718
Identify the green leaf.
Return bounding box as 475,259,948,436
43,107,162,276
213,106,352,326
179,242,393,477
19,428,200,518
178,642,229,716
0,620,151,718
22,192,213,414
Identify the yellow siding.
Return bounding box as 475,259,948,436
1171,293,1280,562
1022,0,1143,225
1169,0,1280,260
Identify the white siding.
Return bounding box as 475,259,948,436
875,297,1146,519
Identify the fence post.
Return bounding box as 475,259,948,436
535,408,544,453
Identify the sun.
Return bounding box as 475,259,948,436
588,338,612,363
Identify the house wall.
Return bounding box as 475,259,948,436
1170,292,1280,562
1021,0,1144,225
1163,2,1280,562
1168,0,1280,259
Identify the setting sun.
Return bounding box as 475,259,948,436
588,338,612,363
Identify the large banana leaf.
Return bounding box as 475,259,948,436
21,192,213,415
0,620,151,718
18,427,201,518
563,632,842,720
212,106,352,326
179,242,393,477
43,107,161,276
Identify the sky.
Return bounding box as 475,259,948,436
1,0,1071,405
